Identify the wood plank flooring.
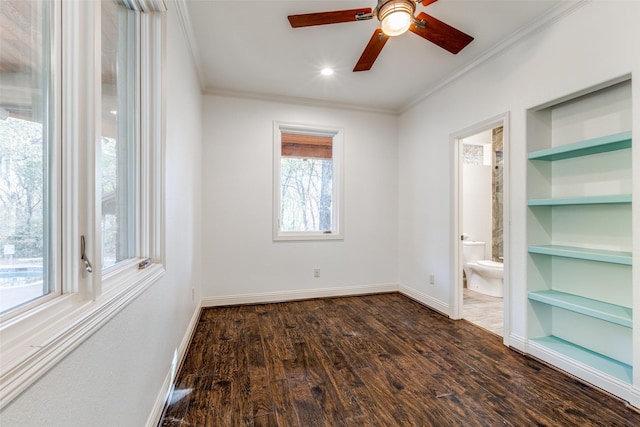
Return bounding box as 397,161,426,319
159,293,640,426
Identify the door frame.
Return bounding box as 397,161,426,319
450,112,511,345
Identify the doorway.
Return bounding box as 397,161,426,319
451,113,510,344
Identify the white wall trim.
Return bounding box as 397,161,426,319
398,284,450,317
202,284,398,307
399,0,589,113
1,265,165,409
527,338,636,408
449,112,510,326
205,87,397,116
173,0,206,91
630,387,640,411
146,366,173,427
202,283,451,320
508,333,527,354
146,303,201,427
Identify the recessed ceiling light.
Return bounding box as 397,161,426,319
320,67,334,76
109,110,118,115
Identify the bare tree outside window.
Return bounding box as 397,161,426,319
279,132,333,232
274,124,342,240
280,157,332,231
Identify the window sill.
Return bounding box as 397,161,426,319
273,232,344,242
0,263,165,409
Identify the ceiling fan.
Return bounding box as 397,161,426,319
288,0,474,72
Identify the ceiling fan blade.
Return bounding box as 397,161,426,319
410,12,473,54
353,29,389,72
288,8,372,28
420,0,439,6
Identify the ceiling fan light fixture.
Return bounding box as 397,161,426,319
378,0,415,37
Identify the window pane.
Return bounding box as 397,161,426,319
101,0,137,269
0,0,53,314
280,133,333,232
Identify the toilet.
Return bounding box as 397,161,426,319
463,241,504,298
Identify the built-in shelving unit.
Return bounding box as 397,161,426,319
527,194,631,206
528,289,632,328
528,245,632,265
530,336,633,383
526,79,634,399
527,131,632,161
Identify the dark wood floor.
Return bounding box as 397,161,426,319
159,293,640,426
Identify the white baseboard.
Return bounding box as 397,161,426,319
508,333,527,353
146,368,173,427
527,338,635,408
201,283,399,307
146,303,202,427
398,284,450,317
630,386,640,410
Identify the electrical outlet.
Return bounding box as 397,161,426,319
314,268,320,278
429,274,435,285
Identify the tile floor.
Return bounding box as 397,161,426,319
463,287,503,336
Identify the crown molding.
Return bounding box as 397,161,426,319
173,0,206,92
399,0,590,114
204,87,398,116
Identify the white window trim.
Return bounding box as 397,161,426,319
0,1,166,409
273,121,344,241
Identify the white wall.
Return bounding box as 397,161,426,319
398,1,640,346
462,162,492,251
0,1,202,425
201,96,398,302
462,130,493,251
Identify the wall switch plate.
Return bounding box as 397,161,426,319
314,268,320,278
429,274,435,285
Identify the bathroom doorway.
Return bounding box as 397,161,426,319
450,113,509,343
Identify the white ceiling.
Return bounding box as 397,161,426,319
184,0,572,113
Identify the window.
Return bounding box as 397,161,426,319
101,0,138,269
273,122,343,240
0,0,56,316
0,0,166,408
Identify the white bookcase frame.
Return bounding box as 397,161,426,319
526,78,637,406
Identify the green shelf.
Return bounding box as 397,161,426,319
529,290,632,328
528,245,632,265
528,131,631,161
531,336,632,384
527,194,631,206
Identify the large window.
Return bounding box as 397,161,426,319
273,122,343,240
0,0,55,315
0,0,166,409
101,0,138,269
